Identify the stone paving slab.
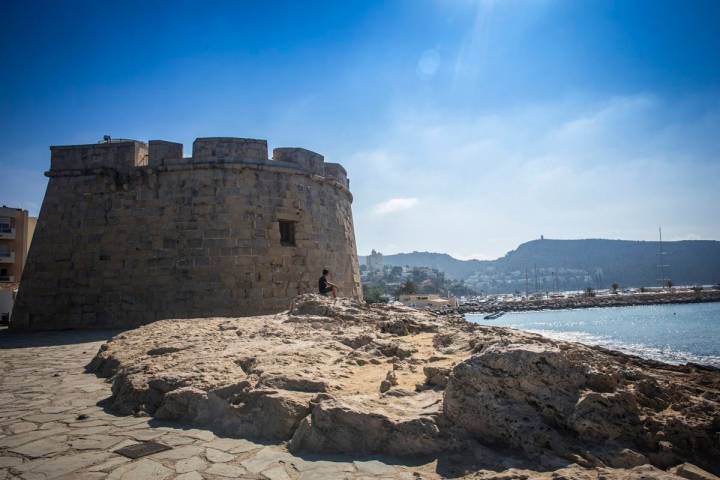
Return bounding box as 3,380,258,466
0,329,439,479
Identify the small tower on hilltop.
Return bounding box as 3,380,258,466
367,249,384,272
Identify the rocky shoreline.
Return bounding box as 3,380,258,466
455,290,720,315
88,294,720,479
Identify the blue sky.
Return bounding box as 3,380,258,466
1,0,719,259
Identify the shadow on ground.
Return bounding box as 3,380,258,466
0,327,124,348
92,395,567,479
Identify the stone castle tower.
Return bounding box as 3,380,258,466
11,137,362,330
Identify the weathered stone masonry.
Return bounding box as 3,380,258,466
11,137,362,330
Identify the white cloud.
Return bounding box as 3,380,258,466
348,93,720,257
373,197,419,215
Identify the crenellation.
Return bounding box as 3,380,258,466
148,140,183,167
192,137,268,163
50,140,148,172
324,162,349,188
47,138,350,189
272,147,325,176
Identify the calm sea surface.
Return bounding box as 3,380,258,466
466,302,720,367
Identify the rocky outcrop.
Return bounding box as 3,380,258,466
288,390,454,456
444,341,720,473
88,294,720,478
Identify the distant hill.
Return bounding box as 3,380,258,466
361,251,488,279
361,239,720,293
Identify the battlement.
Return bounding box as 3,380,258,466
48,137,348,187
148,140,183,167
50,140,148,172
324,162,349,188
192,137,268,163
272,147,324,175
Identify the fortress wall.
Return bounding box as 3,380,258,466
11,138,361,330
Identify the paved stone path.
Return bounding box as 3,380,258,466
0,330,439,480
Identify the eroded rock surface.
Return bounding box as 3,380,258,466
445,341,720,473
88,294,720,478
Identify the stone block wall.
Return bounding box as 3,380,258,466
324,163,349,189
50,141,148,172
11,137,361,330
148,140,183,167
192,138,268,163
273,148,324,176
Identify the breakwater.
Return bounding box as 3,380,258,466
456,289,720,314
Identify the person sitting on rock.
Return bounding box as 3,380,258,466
319,268,338,298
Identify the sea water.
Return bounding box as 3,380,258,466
466,302,720,367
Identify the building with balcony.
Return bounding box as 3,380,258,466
0,206,36,283
0,206,35,323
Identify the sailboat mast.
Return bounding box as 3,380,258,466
657,226,670,287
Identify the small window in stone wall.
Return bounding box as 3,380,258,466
279,220,296,247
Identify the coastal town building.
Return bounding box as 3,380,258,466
366,249,384,272
0,206,36,324
11,137,362,330
0,206,36,283
398,293,458,310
